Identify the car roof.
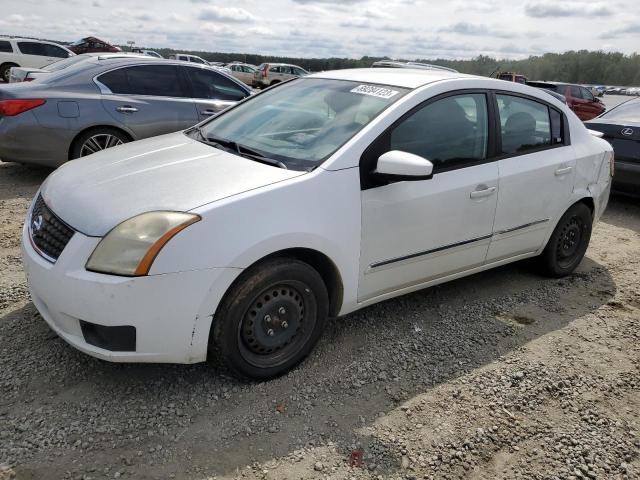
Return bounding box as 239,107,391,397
308,67,470,89
0,36,60,44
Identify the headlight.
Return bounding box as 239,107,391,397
86,211,200,276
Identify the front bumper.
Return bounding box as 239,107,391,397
21,218,239,364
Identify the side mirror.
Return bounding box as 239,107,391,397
374,150,434,181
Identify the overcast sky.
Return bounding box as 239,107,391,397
1,0,637,59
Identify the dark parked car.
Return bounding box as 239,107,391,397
527,81,605,121
0,56,252,167
68,37,121,54
585,98,640,196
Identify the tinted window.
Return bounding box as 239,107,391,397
190,57,205,64
497,94,551,154
0,41,12,53
43,44,70,58
390,93,488,171
17,42,47,56
99,65,185,97
550,108,563,144
185,67,247,101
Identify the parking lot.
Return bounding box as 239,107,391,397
0,97,639,478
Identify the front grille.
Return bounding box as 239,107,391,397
30,195,74,262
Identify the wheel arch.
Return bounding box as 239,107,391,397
68,125,135,160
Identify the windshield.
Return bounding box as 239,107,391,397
45,55,89,72
601,98,640,122
197,78,408,170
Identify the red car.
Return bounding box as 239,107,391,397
68,37,120,54
526,81,606,121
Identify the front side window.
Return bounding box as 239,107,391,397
497,94,551,154
98,65,185,97
569,86,584,99
580,87,595,102
17,42,46,56
43,44,71,58
197,78,408,170
389,93,488,171
0,41,13,53
185,67,247,101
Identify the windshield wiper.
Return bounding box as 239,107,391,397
201,133,288,170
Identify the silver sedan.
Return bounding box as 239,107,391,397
0,56,252,167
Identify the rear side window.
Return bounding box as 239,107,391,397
550,108,563,144
190,57,205,64
98,65,185,97
0,41,13,53
497,94,552,154
17,42,47,56
184,67,247,101
390,93,488,172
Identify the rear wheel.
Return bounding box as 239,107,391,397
270,80,281,86
537,203,592,277
211,258,328,380
71,128,130,159
1,63,18,83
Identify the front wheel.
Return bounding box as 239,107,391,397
211,258,329,380
537,203,592,277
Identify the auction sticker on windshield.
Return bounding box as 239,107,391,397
350,85,399,99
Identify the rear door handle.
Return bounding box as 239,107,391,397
116,106,138,113
555,166,573,176
200,109,217,116
470,185,496,199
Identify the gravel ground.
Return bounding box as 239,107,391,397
0,160,638,480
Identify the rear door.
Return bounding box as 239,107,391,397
98,64,199,139
487,93,575,262
182,66,250,120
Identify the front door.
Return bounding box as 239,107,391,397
359,92,498,302
487,93,575,262
98,64,199,138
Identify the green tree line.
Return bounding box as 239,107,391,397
147,47,640,86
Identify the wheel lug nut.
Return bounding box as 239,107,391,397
267,328,275,336
281,321,289,329
264,315,271,323
278,307,286,315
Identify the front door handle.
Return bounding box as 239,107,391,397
200,109,217,116
470,186,497,199
116,106,138,113
555,166,573,176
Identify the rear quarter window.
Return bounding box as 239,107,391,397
0,41,13,53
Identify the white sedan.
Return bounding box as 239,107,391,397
22,68,613,379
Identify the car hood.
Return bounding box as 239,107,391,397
40,132,305,236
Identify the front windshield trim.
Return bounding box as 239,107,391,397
195,78,410,171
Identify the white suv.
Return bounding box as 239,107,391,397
168,53,209,65
253,63,308,88
0,37,74,82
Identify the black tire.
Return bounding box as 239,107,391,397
1,63,18,83
70,127,130,159
537,203,592,277
211,258,329,380
270,80,281,86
